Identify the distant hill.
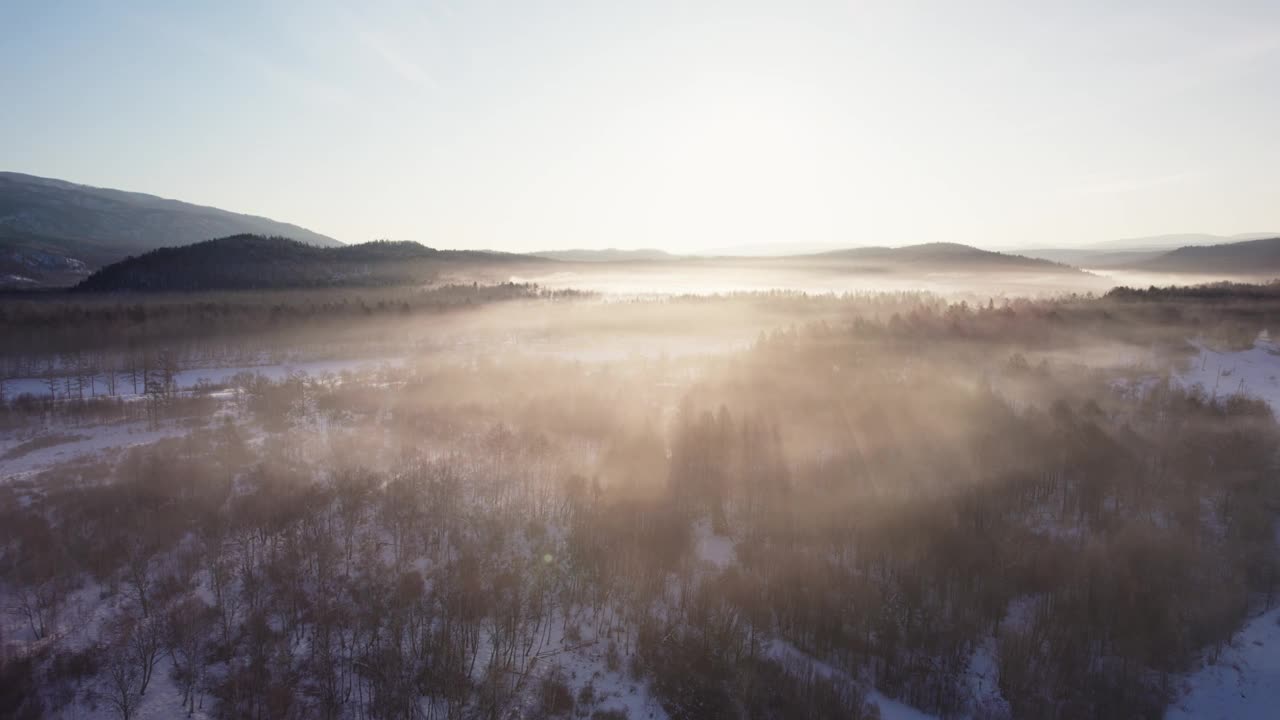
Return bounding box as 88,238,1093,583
1091,232,1279,251
0,171,340,287
525,242,1081,273
1139,236,1280,274
536,242,1081,272
794,242,1079,272
532,248,679,262
1015,233,1280,269
1019,248,1166,268
76,235,540,292
0,228,94,288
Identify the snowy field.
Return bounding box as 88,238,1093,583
1176,332,1280,412
1,356,406,401
1164,331,1280,718
1167,606,1280,720
4,333,1280,720
1,357,404,483
0,422,188,481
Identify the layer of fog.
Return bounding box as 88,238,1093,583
4,284,1280,720
507,265,1114,298
505,262,1280,300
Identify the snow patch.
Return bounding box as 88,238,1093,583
1167,606,1280,720
3,356,405,400
766,637,940,720
691,517,735,570
963,637,1012,719
1177,333,1280,414
0,422,186,480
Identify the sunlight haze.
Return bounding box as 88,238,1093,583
7,5,1280,719
4,0,1278,251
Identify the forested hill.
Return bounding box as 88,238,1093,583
1,172,342,287
793,242,1080,271
1140,236,1280,274
538,243,1081,271
75,235,540,291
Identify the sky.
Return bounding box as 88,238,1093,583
3,0,1279,252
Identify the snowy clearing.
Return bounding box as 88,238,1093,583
767,638,940,720
2,356,405,400
692,517,736,571
1177,332,1280,414
1167,606,1280,720
0,421,187,481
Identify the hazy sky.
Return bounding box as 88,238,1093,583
4,1,1279,251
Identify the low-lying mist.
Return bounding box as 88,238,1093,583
2,279,1279,720
506,263,1114,298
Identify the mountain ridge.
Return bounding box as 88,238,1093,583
75,235,542,292
1,171,340,287
1138,236,1280,274
795,241,1079,271
1090,232,1280,251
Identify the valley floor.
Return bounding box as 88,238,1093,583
4,290,1280,720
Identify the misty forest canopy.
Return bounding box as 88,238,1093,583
2,277,1280,720
4,173,1280,720
6,0,1280,715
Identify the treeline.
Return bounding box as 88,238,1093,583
9,279,1278,373
1106,279,1280,301
0,282,585,361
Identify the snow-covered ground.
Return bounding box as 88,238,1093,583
130,654,213,720
1,355,401,481
1177,332,1280,414
691,517,736,571
7,338,1279,719
528,619,668,720
766,638,940,720
866,690,941,720
1118,335,1280,718
2,356,404,400
963,637,1012,720
1167,606,1280,720
0,422,187,482
1161,331,1280,720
